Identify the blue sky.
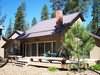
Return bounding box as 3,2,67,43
0,0,93,34
0,0,52,33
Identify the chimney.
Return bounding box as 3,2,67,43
56,10,63,27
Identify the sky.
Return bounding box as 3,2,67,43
0,0,93,34
0,0,52,33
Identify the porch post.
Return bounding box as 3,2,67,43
24,44,26,56
36,43,38,56
29,44,32,56
23,44,25,57
51,42,53,53
25,43,27,56
30,44,32,56
18,40,20,55
44,42,45,54
25,44,27,56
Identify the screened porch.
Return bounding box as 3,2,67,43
22,41,57,57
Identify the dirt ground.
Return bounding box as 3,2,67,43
0,63,99,75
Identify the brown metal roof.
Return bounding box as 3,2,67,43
19,12,84,39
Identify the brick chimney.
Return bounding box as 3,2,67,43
56,10,63,27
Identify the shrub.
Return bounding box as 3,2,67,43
48,66,57,72
91,64,100,71
71,64,78,69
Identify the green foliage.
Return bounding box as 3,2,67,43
24,23,29,30
41,4,49,20
50,0,66,10
63,0,79,14
0,6,6,36
48,66,58,72
63,0,92,21
64,22,95,59
91,64,100,71
0,15,6,25
0,15,6,36
51,11,55,18
64,22,95,72
5,19,13,38
31,17,37,26
90,0,100,33
14,1,26,31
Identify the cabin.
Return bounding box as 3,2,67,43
2,11,84,58
0,37,6,58
2,31,24,57
0,25,6,58
90,33,100,60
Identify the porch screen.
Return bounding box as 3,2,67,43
32,43,37,56
38,43,44,56
45,43,51,54
53,42,56,52
26,44,30,56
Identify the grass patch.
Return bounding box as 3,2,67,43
48,66,58,72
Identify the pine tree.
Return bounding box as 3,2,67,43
0,4,6,36
41,4,49,20
64,22,95,72
50,0,66,10
31,17,37,26
63,0,79,14
63,0,92,14
0,15,6,37
14,1,26,31
91,0,100,33
5,19,13,38
24,22,29,30
51,11,55,18
50,0,66,19
0,15,6,25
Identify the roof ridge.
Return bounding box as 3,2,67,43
27,29,54,34
32,12,80,26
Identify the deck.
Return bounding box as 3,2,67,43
15,56,81,70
